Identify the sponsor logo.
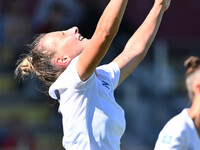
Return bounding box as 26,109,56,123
162,135,172,144
102,80,110,90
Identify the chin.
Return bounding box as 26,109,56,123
83,38,89,42
84,38,90,45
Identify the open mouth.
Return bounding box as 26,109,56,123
78,34,84,41
80,36,84,41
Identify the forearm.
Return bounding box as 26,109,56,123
124,3,165,57
78,0,128,81
95,0,128,37
114,2,167,85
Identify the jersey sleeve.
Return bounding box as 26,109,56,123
96,62,120,92
49,56,95,99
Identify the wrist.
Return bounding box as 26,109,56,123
153,2,166,13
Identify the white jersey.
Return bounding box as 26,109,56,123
154,109,200,150
49,57,126,150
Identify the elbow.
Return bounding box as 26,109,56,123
136,48,148,62
126,44,148,57
138,52,146,63
138,48,147,60
124,46,148,64
108,25,119,38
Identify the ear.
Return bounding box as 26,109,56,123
194,82,200,96
197,84,200,92
55,56,72,67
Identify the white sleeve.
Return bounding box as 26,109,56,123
49,57,95,99
96,62,120,92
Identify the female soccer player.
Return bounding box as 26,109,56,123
15,0,171,149
154,56,200,150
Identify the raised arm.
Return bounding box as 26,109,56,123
113,0,171,86
77,0,128,81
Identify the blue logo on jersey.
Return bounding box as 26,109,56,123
102,80,110,90
162,135,172,144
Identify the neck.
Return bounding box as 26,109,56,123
188,96,200,137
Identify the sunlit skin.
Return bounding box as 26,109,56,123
188,74,200,136
14,0,173,148
39,27,90,68
38,0,171,84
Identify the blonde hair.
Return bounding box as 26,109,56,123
15,56,34,79
184,56,200,100
15,34,64,87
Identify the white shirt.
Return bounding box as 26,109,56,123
154,109,200,150
49,57,126,150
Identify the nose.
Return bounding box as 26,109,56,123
70,26,79,34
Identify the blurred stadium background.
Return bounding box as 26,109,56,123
0,0,199,149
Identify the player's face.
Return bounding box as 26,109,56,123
40,26,90,60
